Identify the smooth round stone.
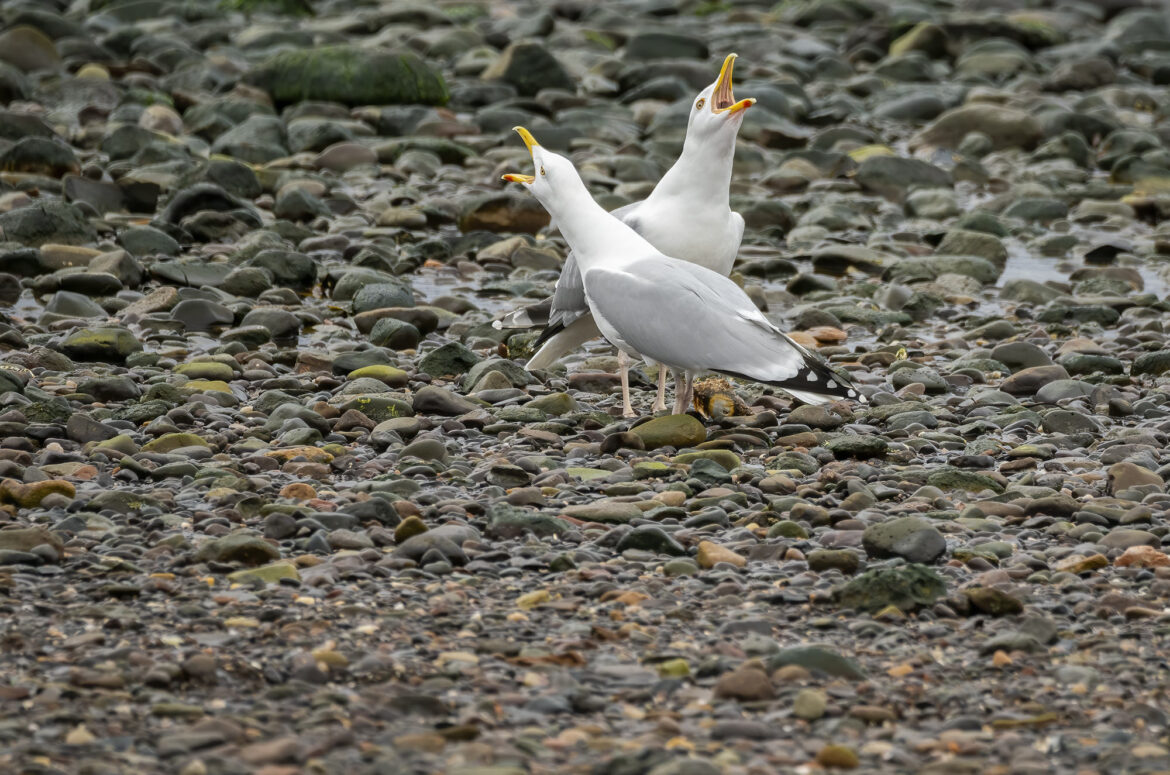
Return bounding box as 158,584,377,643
174,361,235,381
44,290,104,318
170,299,234,331
862,516,947,563
401,438,447,462
369,317,422,350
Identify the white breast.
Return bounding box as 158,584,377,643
632,202,738,275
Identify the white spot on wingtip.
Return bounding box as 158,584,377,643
827,379,836,389
807,373,817,382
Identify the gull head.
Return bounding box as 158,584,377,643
501,126,583,215
686,53,756,139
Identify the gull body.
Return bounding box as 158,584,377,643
503,134,865,409
495,54,754,416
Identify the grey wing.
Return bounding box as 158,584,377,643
530,200,644,348
549,200,644,328
546,250,587,330
584,258,861,402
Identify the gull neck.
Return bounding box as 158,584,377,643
646,129,735,211
547,174,649,271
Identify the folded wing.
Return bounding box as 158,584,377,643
583,257,862,404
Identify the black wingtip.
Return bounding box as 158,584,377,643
531,319,567,350
719,350,865,404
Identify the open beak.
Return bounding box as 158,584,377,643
711,53,756,115
513,126,539,154
502,126,540,184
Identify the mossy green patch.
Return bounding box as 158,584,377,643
347,365,409,387
228,561,300,584
673,449,742,471
246,46,448,107
174,362,235,381
183,379,233,394
142,433,211,453
220,0,314,15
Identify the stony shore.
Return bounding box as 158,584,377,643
1,0,1170,773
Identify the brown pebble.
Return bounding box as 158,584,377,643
696,540,746,569
394,515,428,543
713,667,774,701
849,704,897,723
816,744,860,768
279,483,316,500
394,500,422,518
772,664,811,684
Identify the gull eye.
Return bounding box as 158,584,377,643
540,166,546,176
695,98,705,110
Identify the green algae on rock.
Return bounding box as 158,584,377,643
246,46,449,107
835,564,947,613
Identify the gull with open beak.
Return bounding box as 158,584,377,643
502,131,865,410
495,53,755,417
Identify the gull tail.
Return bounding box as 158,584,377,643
493,297,553,330
720,338,865,406
526,314,603,371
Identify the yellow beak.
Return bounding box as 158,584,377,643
722,98,756,114
513,126,539,154
503,127,540,184
711,53,756,114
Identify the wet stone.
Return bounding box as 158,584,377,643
2,5,1170,773
836,564,947,613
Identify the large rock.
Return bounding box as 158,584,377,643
561,500,641,524
418,341,481,378
0,363,30,394
854,156,950,203
0,25,60,72
195,531,281,566
59,327,142,362
910,104,1044,151
352,281,414,314
1132,350,1170,376
210,114,289,164
458,193,551,234
0,525,64,555
862,516,947,564
411,385,479,416
884,255,1000,285
0,110,55,143
1000,364,1069,395
159,183,259,226
0,200,96,247
246,46,449,107
481,41,574,96
0,137,78,177
936,229,1007,265
835,564,946,612
766,646,867,680
625,31,708,61
245,250,316,288
1108,462,1162,494
630,415,707,450
0,62,30,103
927,467,1004,493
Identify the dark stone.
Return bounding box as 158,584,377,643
835,564,947,612
246,46,449,107
0,200,97,247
